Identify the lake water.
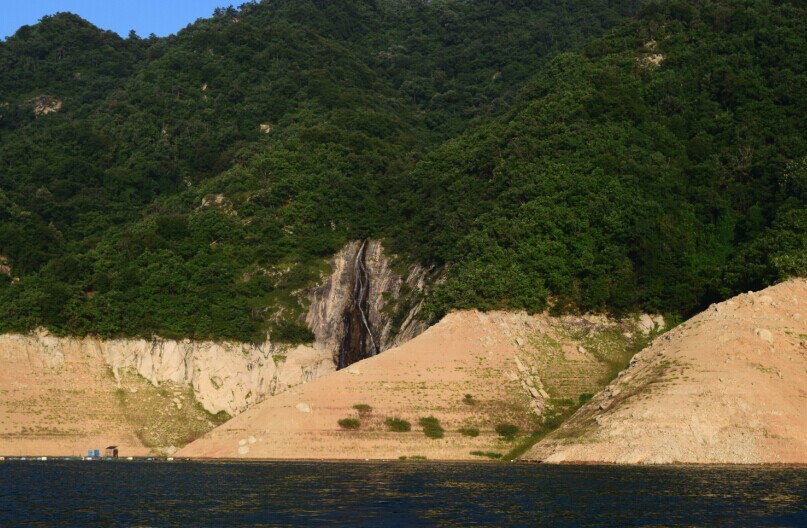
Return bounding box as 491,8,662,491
1,461,805,526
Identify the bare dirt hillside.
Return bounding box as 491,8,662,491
0,330,337,457
526,279,807,464
0,333,229,457
179,310,654,460
0,334,148,457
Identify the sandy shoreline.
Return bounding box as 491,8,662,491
2,455,806,468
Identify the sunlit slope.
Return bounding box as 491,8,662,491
526,279,807,464
179,310,653,460
0,333,227,457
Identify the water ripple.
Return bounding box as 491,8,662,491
0,461,804,526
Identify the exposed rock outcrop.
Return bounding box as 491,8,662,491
30,95,62,116
637,40,665,71
1,331,333,417
525,279,807,464
0,255,11,277
306,240,429,367
1,239,431,456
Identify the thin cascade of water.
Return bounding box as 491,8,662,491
337,240,378,369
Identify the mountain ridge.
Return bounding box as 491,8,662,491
0,0,804,348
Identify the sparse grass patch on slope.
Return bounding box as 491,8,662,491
116,370,228,453
470,451,502,459
503,405,579,461
458,427,479,437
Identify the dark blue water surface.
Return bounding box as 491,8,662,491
1,461,805,527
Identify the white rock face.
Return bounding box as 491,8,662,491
30,95,63,116
637,314,666,335
0,240,428,421
305,240,430,362
754,328,774,344
0,332,333,417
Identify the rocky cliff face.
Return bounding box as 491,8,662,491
2,331,333,417
0,238,429,454
305,239,430,368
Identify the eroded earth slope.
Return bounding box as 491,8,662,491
526,279,807,464
179,310,655,460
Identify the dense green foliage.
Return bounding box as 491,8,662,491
393,0,807,318
0,0,804,343
0,0,636,341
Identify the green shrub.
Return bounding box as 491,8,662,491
579,393,594,405
470,451,502,459
337,418,360,430
419,416,445,439
211,410,231,424
270,322,316,344
353,404,372,415
458,427,480,437
495,423,519,441
463,394,476,405
385,417,411,432
543,412,564,429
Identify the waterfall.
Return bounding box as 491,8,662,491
337,240,379,369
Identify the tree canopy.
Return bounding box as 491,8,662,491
0,0,804,342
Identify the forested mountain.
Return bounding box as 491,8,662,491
394,0,807,319
0,0,804,343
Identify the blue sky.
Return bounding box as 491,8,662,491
2,1,232,40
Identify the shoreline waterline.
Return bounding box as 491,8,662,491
2,455,807,468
